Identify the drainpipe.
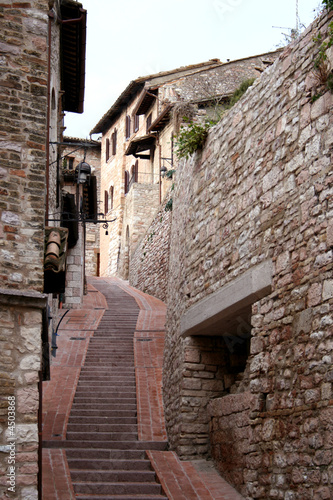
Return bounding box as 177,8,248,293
45,10,54,224
159,141,162,204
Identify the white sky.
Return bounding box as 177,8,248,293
64,0,321,139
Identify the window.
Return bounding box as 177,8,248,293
104,190,108,215
112,129,117,155
106,138,110,162
133,160,138,183
134,114,139,132
124,170,130,194
125,115,131,140
64,156,74,170
109,186,114,210
146,113,152,133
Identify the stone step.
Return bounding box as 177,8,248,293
66,423,138,433
66,449,147,461
74,494,167,500
74,389,136,397
79,367,135,372
66,432,138,442
67,458,152,471
73,397,136,405
69,410,137,418
77,380,136,385
68,416,137,425
70,470,157,483
70,404,137,412
44,440,168,451
72,481,164,496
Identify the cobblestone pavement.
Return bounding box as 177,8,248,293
42,277,244,499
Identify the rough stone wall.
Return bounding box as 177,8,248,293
129,189,172,302
0,295,45,500
61,140,101,278
0,1,48,290
118,183,160,280
163,12,333,499
0,2,49,498
208,392,260,496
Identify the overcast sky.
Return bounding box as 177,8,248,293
64,0,321,139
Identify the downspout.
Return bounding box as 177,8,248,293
45,9,54,223
159,141,162,204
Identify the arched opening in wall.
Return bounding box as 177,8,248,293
124,225,130,280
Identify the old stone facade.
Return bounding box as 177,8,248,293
61,137,101,307
126,10,333,499
91,52,279,281
0,1,87,498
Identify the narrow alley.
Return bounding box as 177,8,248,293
42,277,244,500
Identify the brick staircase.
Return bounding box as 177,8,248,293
66,281,168,499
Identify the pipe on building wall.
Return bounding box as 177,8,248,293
45,10,54,223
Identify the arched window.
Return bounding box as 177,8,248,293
104,190,108,215
109,186,114,210
112,129,117,155
133,160,138,182
124,170,130,194
105,138,110,162
125,115,131,140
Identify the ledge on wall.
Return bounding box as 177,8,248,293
180,260,273,337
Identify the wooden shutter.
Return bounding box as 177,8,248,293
112,129,117,155
106,138,110,162
146,113,152,133
126,115,131,139
134,114,139,132
134,160,138,182
124,171,129,194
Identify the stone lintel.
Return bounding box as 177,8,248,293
180,260,273,337
0,288,48,309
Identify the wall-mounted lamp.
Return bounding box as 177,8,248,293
75,161,91,185
161,157,173,178
160,165,168,178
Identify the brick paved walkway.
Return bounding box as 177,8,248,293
42,277,244,499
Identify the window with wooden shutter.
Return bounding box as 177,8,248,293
124,171,129,194
134,114,139,132
125,115,131,140
104,190,108,214
112,129,117,155
134,160,138,182
105,138,110,162
109,186,114,210
146,113,152,133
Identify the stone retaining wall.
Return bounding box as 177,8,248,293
129,189,172,302
163,11,333,499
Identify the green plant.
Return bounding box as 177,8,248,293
165,198,173,212
322,0,333,10
165,169,175,179
175,118,216,160
174,78,255,160
312,21,333,93
224,78,255,109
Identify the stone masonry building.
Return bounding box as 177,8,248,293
127,9,333,499
90,52,280,283
0,1,87,498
